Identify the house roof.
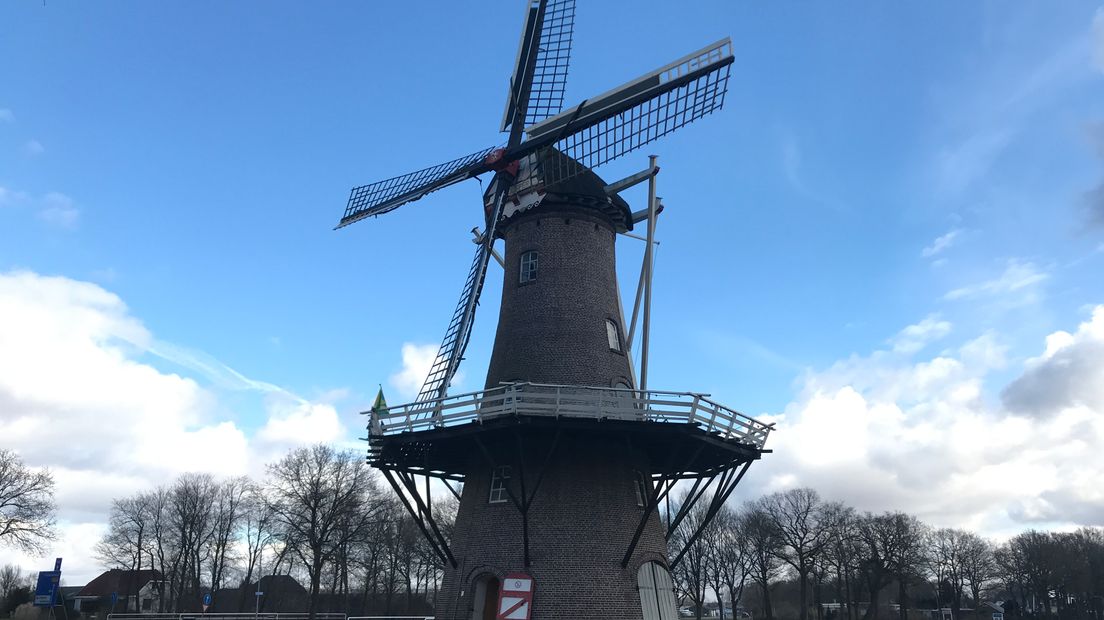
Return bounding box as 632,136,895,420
75,569,162,598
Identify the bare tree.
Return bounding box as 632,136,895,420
760,488,837,620
707,505,752,620
671,495,712,620
267,444,382,620
238,483,276,611
892,514,927,620
959,533,996,617
0,564,27,616
0,449,57,553
209,476,251,604
96,492,158,611
165,473,219,611
856,512,926,620
743,504,784,620
928,528,975,620
823,506,861,620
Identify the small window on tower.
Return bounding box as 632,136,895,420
520,250,538,283
488,466,511,504
606,319,621,352
633,471,649,508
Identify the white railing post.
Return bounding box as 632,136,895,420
689,394,700,425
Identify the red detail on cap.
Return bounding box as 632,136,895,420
484,149,519,176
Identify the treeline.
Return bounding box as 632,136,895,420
669,488,1104,620
66,450,1104,620
95,444,453,618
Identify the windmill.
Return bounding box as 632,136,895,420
339,0,732,405
341,2,773,619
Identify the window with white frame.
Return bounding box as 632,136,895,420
633,471,648,507
519,250,538,283
606,319,621,352
488,466,511,504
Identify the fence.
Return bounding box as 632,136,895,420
367,382,772,449
108,615,353,620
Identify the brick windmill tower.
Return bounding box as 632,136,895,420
337,2,773,619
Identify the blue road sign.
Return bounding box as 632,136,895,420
203,593,212,607
33,571,60,607
111,592,118,605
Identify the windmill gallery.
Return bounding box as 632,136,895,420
335,2,773,618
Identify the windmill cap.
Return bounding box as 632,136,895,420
501,147,633,233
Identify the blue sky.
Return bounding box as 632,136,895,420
2,1,1104,580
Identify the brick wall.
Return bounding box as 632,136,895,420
484,201,636,391
436,432,669,620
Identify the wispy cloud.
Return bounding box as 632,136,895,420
24,139,44,156
778,129,849,213
890,315,952,354
931,10,1099,201
922,228,963,258
147,339,294,399
38,192,79,228
0,109,13,123
936,129,1014,196
944,259,1049,301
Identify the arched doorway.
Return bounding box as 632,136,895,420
471,573,501,620
637,561,677,620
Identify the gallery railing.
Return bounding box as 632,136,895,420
365,382,771,449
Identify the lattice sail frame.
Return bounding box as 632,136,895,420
338,146,499,228
523,0,575,126
501,0,576,131
552,49,729,172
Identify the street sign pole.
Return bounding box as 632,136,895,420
254,591,263,620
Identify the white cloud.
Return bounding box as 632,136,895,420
38,192,79,228
0,271,347,581
0,109,12,123
389,342,439,400
944,258,1048,302
1093,8,1104,73
257,399,344,448
754,307,1104,533
24,139,44,156
889,315,952,354
922,229,962,258
1001,306,1104,417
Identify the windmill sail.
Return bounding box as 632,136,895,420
501,0,576,131
414,240,493,404
338,146,499,228
414,178,511,404
519,38,733,174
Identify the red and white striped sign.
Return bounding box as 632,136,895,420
496,572,534,620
